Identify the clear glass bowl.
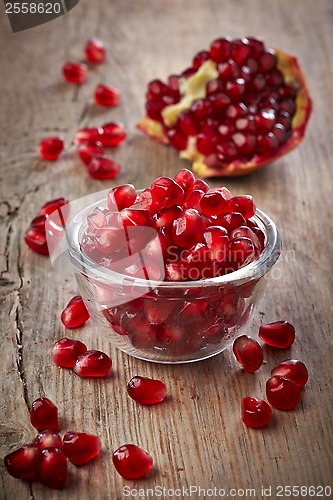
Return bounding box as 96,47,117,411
65,197,281,364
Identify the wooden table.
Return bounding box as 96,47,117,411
1,0,332,498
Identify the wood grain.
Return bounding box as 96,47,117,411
1,0,332,498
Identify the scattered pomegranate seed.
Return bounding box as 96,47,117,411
127,376,167,405
75,127,103,145
112,444,153,479
271,359,308,388
24,227,49,255
38,198,68,216
61,296,90,329
39,448,67,490
63,431,101,465
34,431,63,450
62,61,88,84
77,141,104,165
4,444,40,479
51,338,88,368
100,122,127,147
108,184,137,211
241,397,272,428
233,335,264,372
84,38,106,63
259,321,295,348
30,397,60,432
73,350,112,377
266,375,301,410
38,137,64,161
94,84,121,107
88,154,121,180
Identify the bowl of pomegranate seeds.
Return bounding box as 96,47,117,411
65,169,281,363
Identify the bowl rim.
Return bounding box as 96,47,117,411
65,196,282,290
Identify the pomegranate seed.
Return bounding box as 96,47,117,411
73,350,112,377
84,38,106,63
94,227,127,254
108,184,137,211
100,122,127,147
144,299,175,324
176,113,199,136
121,311,157,349
31,214,47,232
120,208,154,227
88,155,121,180
226,78,245,100
254,109,276,133
257,132,279,154
38,197,68,216
39,448,67,489
151,177,184,207
210,37,232,63
61,296,90,328
34,431,63,450
62,61,88,84
75,127,103,145
51,338,87,368
192,50,210,70
218,60,240,80
241,397,272,428
231,38,252,65
266,376,301,410
233,335,263,372
77,141,104,165
154,205,183,228
87,207,106,232
24,228,48,255
229,237,256,268
4,444,40,479
193,179,209,193
174,168,195,200
38,137,64,161
247,37,265,57
203,226,229,262
258,49,277,73
259,321,295,348
112,444,153,479
200,189,228,216
63,431,101,465
172,209,205,248
94,84,121,107
232,132,256,155
214,212,246,231
184,189,205,211
191,99,213,123
167,129,188,150
30,397,59,431
225,195,256,219
271,359,308,388
272,123,289,144
127,376,167,405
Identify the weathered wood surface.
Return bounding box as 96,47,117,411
0,0,332,498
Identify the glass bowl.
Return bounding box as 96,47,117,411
65,196,281,364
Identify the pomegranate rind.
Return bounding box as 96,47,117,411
137,47,312,178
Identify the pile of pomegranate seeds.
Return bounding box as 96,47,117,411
127,376,167,405
24,197,68,255
142,36,300,170
4,397,101,490
38,137,64,161
61,295,90,328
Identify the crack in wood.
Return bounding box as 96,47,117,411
29,480,36,500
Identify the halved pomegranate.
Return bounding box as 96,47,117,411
137,37,312,177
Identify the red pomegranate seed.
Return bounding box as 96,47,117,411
257,132,279,154
94,227,127,254
241,397,272,428
77,140,104,165
254,109,276,133
203,226,229,262
61,296,90,328
38,448,67,490
266,376,301,410
174,168,195,201
193,179,209,193
4,444,40,479
192,50,210,70
120,208,154,227
226,78,246,100
51,338,88,368
271,359,308,388
31,214,47,232
167,129,188,150
176,113,199,136
30,397,60,431
232,132,256,155
62,61,88,84
87,207,106,231
151,177,184,207
210,37,232,63
108,184,137,211
259,321,295,348
38,137,64,161
88,155,121,180
127,376,167,405
200,189,228,216
121,311,157,349
84,38,106,63
38,197,68,216
63,431,101,465
154,205,183,229
34,431,63,450
231,38,252,65
183,189,205,211
94,84,121,107
233,335,263,372
214,212,246,231
24,228,49,255
75,127,103,145
144,299,175,324
196,133,217,155
258,49,277,73
100,122,127,147
225,195,256,219
172,209,205,248
229,237,256,267
112,444,153,479
73,350,112,377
